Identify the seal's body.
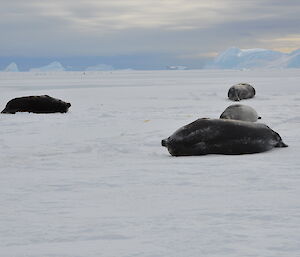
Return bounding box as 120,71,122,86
228,83,256,101
220,104,261,122
1,95,71,114
161,118,287,156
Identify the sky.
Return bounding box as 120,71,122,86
1,0,300,69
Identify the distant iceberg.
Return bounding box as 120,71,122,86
167,65,188,70
205,47,300,69
30,61,65,72
85,64,114,71
286,50,300,68
4,62,19,72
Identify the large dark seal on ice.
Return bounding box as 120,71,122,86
228,83,256,101
1,95,71,114
220,104,261,122
161,118,287,156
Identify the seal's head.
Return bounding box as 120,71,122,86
220,104,260,122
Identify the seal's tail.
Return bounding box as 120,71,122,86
274,132,288,148
276,140,288,148
1,108,9,114
273,130,288,147
161,138,168,147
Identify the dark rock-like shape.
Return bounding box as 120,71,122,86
228,83,256,101
161,118,287,156
1,95,71,114
220,104,261,122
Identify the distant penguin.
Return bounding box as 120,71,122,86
220,104,261,122
161,118,287,156
228,83,256,101
1,95,71,114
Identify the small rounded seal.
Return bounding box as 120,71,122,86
228,83,256,101
161,118,287,156
220,104,261,122
1,95,71,114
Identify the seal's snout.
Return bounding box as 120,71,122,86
67,103,71,108
161,139,168,147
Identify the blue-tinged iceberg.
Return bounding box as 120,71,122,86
205,47,300,69
167,65,188,70
30,61,65,72
85,64,114,71
4,62,19,72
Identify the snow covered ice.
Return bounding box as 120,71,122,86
0,69,300,257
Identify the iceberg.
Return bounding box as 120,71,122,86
205,47,300,69
286,50,300,68
167,65,188,70
85,64,114,71
30,61,65,72
4,62,19,72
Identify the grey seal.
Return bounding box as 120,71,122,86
228,83,256,101
220,104,261,122
161,118,287,156
1,95,71,114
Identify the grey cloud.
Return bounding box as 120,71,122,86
0,0,299,58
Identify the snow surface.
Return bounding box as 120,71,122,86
0,69,300,257
206,47,300,69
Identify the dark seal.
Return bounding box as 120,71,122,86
228,83,256,101
1,95,71,114
161,118,287,156
220,104,261,122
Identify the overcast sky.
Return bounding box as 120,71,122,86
1,0,299,62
